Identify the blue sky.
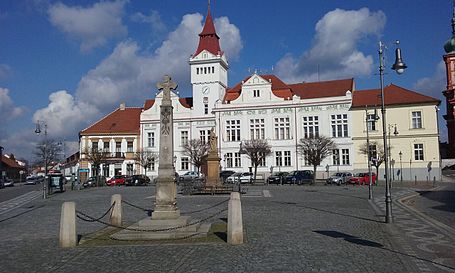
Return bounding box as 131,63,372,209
0,0,451,160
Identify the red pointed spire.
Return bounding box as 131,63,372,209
194,2,222,56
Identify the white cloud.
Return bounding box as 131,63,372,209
33,90,99,138
130,10,166,34
31,12,243,146
414,61,447,142
0,87,24,121
48,0,128,52
0,64,12,80
275,8,386,83
76,12,242,112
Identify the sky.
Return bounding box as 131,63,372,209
0,0,452,162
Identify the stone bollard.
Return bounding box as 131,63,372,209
227,192,243,245
59,202,77,248
110,194,122,226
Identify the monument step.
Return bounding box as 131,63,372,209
111,222,211,240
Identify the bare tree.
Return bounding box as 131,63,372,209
182,139,209,173
240,139,272,182
297,135,337,184
134,149,157,175
359,141,385,182
33,139,62,173
82,147,108,186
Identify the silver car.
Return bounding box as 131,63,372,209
326,172,352,185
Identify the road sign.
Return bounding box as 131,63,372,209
79,169,89,173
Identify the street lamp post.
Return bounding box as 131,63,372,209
379,40,407,223
365,106,376,200
35,120,48,199
399,151,403,181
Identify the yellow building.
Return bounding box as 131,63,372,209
351,84,441,181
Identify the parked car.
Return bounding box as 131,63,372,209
83,176,97,188
226,172,253,184
126,175,150,186
179,171,202,183
106,175,126,186
25,176,40,185
285,170,313,185
239,172,254,184
349,172,376,185
326,172,353,185
267,172,289,184
220,170,236,183
3,177,14,187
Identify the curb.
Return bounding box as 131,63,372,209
396,186,455,241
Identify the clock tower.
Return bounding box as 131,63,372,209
443,2,455,157
189,2,228,117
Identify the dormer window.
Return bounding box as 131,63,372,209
253,89,260,97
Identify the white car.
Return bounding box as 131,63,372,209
226,172,253,184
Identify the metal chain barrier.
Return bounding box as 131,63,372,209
122,200,153,213
76,202,115,223
76,206,228,232
181,198,229,215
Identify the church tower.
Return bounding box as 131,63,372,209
189,2,228,117
443,2,455,157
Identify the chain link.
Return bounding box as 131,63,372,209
75,202,115,223
76,206,227,232
181,198,229,215
122,199,152,213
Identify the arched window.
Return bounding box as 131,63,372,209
196,67,199,74
204,67,207,74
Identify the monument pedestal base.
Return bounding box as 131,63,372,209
110,216,212,240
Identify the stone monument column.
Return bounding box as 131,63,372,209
206,127,221,187
152,75,180,220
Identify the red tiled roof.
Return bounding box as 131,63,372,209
194,7,222,56
143,99,155,110
351,84,440,108
1,155,22,168
179,97,193,108
289,78,354,99
223,75,353,102
80,107,142,135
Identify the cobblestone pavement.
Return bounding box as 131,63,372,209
0,184,454,272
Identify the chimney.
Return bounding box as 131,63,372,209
120,102,126,110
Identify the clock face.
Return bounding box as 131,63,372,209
202,86,210,94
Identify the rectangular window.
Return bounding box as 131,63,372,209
331,114,348,137
234,152,241,167
91,141,98,151
103,164,109,177
275,151,283,166
332,149,340,165
181,131,188,146
200,130,210,143
204,103,209,114
342,149,350,165
127,141,133,152
212,66,215,73
147,132,155,147
115,141,121,157
414,144,424,160
367,114,377,131
284,151,291,166
126,164,134,175
369,144,377,161
103,141,110,152
250,118,265,139
226,153,233,168
412,111,422,129
253,89,260,97
274,117,290,140
181,157,189,170
258,152,266,167
150,158,155,171
303,116,319,138
196,67,199,74
226,120,241,141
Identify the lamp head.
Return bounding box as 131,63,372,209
391,47,407,74
35,123,41,134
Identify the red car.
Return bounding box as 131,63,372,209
106,175,126,186
349,173,376,185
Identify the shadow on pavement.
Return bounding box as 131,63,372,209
0,204,44,223
314,230,455,271
416,190,455,213
273,201,383,224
